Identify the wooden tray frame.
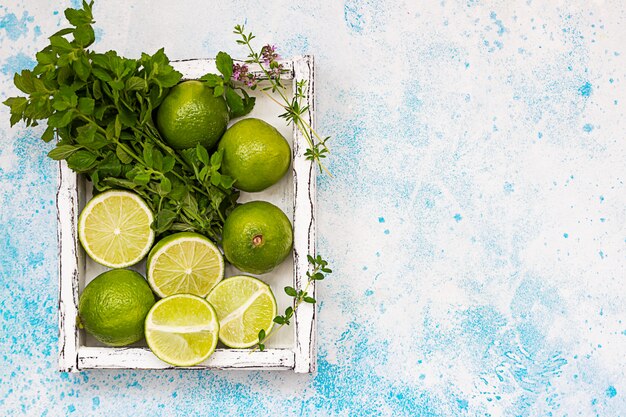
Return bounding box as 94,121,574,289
56,56,317,373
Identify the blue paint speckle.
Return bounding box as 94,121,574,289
579,81,593,97
378,217,385,223
454,213,462,222
344,1,365,33
384,229,390,235
365,289,373,296
0,12,34,41
563,233,569,238
490,11,507,36
503,182,514,193
1,53,36,75
457,399,469,410
538,132,543,139
606,386,617,398
583,123,594,132
91,397,100,409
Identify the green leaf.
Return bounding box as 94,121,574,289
312,272,325,281
116,145,133,164
13,71,36,94
41,125,55,142
273,316,286,325
36,50,56,65
77,97,95,115
72,55,91,81
215,51,233,80
157,70,182,88
50,35,73,52
97,152,122,176
49,28,75,38
114,115,122,137
103,177,137,189
92,67,113,82
48,110,74,128
159,176,171,193
154,209,177,233
303,296,316,303
64,7,92,26
258,343,265,351
210,148,223,167
125,76,146,91
284,307,294,318
213,84,224,97
162,156,175,173
284,286,297,297
133,172,151,186
48,144,80,160
225,87,245,118
67,150,98,172
196,144,209,166
73,24,95,47
143,144,154,168
152,148,164,171
199,73,223,87
258,329,266,340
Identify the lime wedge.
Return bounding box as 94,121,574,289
206,276,277,348
145,294,219,366
146,232,224,298
78,190,155,268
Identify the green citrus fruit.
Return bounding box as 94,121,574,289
156,80,229,150
78,269,155,347
146,232,224,298
145,294,219,367
78,190,155,268
221,201,293,274
218,118,291,192
206,276,277,348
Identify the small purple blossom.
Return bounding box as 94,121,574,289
232,63,257,87
261,44,279,64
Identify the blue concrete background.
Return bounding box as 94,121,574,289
1,0,625,415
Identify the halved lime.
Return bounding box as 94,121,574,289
145,294,219,366
146,232,224,298
206,276,277,348
78,190,155,268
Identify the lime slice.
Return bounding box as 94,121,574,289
78,190,155,268
145,294,219,366
147,232,224,298
206,276,277,348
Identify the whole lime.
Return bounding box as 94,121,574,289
78,269,155,346
156,80,229,150
221,201,293,274
218,118,291,192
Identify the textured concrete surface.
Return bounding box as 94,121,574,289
1,0,625,415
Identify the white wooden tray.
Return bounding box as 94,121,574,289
57,56,317,373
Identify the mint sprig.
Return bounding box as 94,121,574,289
255,254,331,352
3,0,239,240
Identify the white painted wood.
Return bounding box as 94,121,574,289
57,57,317,372
291,56,317,374
57,160,81,372
78,347,294,370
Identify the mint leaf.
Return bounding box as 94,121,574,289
48,144,80,160
215,51,233,80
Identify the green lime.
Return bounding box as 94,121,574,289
218,118,291,192
221,201,293,274
78,269,155,346
146,232,224,298
206,276,277,348
145,294,219,367
78,190,155,268
156,80,229,150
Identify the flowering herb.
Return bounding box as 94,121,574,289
255,254,331,352
3,1,240,241
233,25,332,176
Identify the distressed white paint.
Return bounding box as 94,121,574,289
57,57,317,373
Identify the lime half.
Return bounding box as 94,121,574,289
206,276,277,348
78,190,155,268
147,232,224,298
145,294,219,367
